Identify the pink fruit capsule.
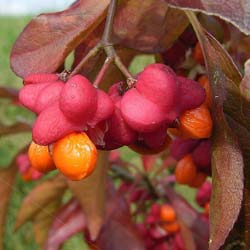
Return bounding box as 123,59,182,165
136,63,179,112
102,100,137,150
192,139,211,169
59,75,97,124
196,181,212,207
19,82,51,113
121,88,167,133
170,138,199,160
141,125,168,149
35,81,64,114
23,73,58,85
87,89,114,127
32,102,83,145
177,76,206,113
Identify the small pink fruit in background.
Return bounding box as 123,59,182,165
196,181,212,207
177,76,205,113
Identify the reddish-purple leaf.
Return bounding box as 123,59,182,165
68,151,108,240
10,0,109,78
187,12,244,250
113,1,189,53
178,220,196,250
166,0,250,35
165,187,209,250
15,174,67,230
96,191,145,250
46,199,86,250
225,116,250,248
33,199,61,249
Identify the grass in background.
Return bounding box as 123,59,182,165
0,16,32,88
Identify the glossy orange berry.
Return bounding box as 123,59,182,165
21,167,33,181
160,205,176,222
53,132,97,181
204,202,210,216
179,105,212,139
175,155,197,185
189,172,207,188
193,42,204,65
162,221,180,233
198,76,212,108
28,141,55,173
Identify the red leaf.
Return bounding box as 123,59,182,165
46,199,86,250
10,0,109,77
165,0,250,35
113,1,189,53
186,12,244,250
96,191,145,250
68,151,108,240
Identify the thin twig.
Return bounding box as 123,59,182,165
69,43,102,78
93,57,113,88
69,0,136,86
102,0,117,44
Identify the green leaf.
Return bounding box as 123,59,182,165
68,150,108,240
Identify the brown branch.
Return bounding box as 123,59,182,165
0,122,32,136
69,0,135,87
69,43,102,78
93,57,113,88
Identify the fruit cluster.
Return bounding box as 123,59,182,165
19,74,113,146
18,63,212,180
26,132,97,181
19,63,206,150
16,153,42,181
170,138,211,188
167,74,212,188
137,203,185,250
